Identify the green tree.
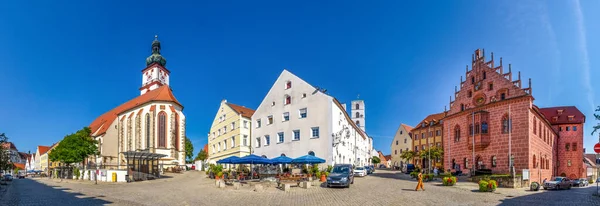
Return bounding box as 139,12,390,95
592,106,600,137
371,156,381,166
49,127,98,179
195,149,208,171
185,137,194,163
400,150,417,164
0,133,11,172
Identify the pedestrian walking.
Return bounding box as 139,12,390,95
415,171,425,191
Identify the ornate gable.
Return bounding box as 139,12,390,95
449,49,533,115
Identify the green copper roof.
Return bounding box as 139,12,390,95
146,35,167,67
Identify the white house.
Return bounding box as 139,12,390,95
251,70,371,167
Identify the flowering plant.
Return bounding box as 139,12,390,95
443,176,457,186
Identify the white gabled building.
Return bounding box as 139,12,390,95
251,70,371,168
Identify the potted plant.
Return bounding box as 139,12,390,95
530,182,540,191
216,171,223,180
487,180,498,192
478,180,489,192
443,176,457,186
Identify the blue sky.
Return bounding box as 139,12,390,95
1,1,598,156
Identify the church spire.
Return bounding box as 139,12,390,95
146,35,167,67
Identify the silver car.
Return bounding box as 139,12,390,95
544,177,572,190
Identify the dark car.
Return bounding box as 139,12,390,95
365,166,373,174
544,177,572,190
3,174,13,181
405,164,415,174
571,178,589,187
326,164,354,188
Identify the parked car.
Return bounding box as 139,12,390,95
3,174,13,181
405,164,415,174
17,173,25,179
354,167,367,177
326,164,354,188
365,166,373,174
571,178,589,187
369,165,375,173
543,177,572,190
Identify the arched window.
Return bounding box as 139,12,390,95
502,115,510,134
355,104,360,110
356,120,360,126
280,153,286,157
469,124,473,136
454,125,461,142
261,155,267,158
533,118,537,134
471,76,475,84
145,113,151,148
460,104,465,111
533,155,537,168
284,95,291,105
483,72,486,79
158,112,167,148
481,121,488,134
355,112,360,118
308,151,315,156
491,156,497,167
127,117,132,151
174,112,179,151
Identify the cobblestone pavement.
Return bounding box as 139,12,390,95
2,170,600,206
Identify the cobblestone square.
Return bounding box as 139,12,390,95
2,170,599,206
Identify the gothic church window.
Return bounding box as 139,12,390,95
355,104,360,110
158,112,167,148
146,113,151,148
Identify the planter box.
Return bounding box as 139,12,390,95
471,176,523,188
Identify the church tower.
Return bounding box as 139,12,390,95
351,98,365,132
140,35,170,95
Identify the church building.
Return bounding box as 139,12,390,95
89,36,186,176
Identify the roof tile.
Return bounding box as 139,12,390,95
226,103,255,118
89,86,181,137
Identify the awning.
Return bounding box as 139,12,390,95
122,151,167,160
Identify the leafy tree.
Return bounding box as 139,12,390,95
371,156,381,166
592,106,600,137
400,150,417,164
194,149,208,171
185,137,194,163
49,127,98,178
0,133,11,172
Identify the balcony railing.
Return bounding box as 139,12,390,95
467,133,491,151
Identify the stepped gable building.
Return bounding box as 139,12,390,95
443,49,585,182
88,36,186,171
411,112,446,170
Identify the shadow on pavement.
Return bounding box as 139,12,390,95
368,171,411,181
1,178,112,206
498,186,600,205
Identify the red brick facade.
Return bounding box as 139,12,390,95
442,49,585,182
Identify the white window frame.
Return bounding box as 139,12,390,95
293,130,300,141
256,119,261,128
299,108,307,119
311,127,319,138
278,132,284,143
268,115,274,125
231,136,235,148
243,135,248,146
283,112,290,122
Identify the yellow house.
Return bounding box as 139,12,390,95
207,99,255,167
47,142,62,171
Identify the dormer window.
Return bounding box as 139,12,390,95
557,110,564,115
422,123,426,127
568,115,574,121
552,116,558,122
285,81,292,89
